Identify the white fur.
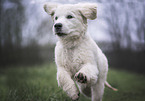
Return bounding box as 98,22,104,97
44,3,108,101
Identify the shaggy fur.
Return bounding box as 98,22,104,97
44,3,108,101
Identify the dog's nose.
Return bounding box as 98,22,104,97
54,23,62,29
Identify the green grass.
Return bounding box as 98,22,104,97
0,63,145,101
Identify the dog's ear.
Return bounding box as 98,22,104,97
43,2,59,16
78,3,97,20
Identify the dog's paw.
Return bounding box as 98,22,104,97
71,93,80,101
74,72,87,83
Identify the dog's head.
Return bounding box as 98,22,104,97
44,3,97,38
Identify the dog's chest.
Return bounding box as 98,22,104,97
58,48,84,74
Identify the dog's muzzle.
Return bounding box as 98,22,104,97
54,23,67,36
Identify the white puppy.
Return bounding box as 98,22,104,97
44,3,117,101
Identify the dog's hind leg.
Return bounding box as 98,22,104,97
91,79,105,101
76,83,91,98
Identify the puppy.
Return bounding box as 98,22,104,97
44,3,117,101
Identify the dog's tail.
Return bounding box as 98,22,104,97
105,81,118,91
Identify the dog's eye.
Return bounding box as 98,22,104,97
55,16,58,20
66,15,74,19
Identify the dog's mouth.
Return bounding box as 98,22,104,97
55,32,67,37
55,28,67,37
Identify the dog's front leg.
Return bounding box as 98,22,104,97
74,63,106,101
74,63,99,86
57,67,79,100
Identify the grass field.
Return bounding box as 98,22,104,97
0,63,145,101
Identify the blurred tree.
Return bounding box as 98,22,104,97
134,6,145,44
104,1,145,72
104,2,145,51
0,0,24,49
0,0,46,66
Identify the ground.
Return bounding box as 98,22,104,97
0,63,145,101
